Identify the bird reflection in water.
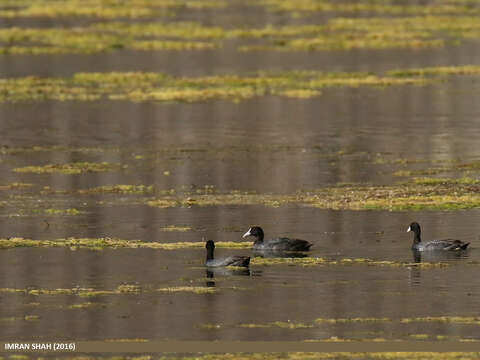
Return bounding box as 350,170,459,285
253,249,310,258
205,267,252,287
412,249,470,264
409,249,470,286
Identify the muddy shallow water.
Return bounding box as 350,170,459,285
1,0,480,346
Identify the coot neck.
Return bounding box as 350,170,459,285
254,236,264,245
413,230,421,245
255,230,264,242
206,247,215,262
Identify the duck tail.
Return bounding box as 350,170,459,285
461,242,470,250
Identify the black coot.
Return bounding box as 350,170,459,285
205,240,250,267
407,222,470,251
242,226,312,251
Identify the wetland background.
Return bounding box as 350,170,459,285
2,0,480,350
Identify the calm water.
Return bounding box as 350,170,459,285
1,1,480,343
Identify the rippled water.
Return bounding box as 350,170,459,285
1,0,480,344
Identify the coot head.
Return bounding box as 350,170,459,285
242,226,264,241
407,222,421,235
205,240,215,250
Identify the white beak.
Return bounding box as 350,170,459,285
407,226,411,232
242,229,252,238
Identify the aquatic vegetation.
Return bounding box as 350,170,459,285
93,21,226,39
257,0,480,16
412,177,480,185
78,185,154,194
0,285,142,297
1,64,478,104
3,173,480,212
42,208,80,216
239,36,443,52
157,286,216,294
144,175,480,211
159,225,192,232
0,145,113,154
251,256,447,268
68,302,98,309
199,323,222,329
239,321,313,329
392,159,480,179
13,162,125,174
117,284,141,293
131,40,217,51
0,315,38,322
238,15,480,52
315,317,391,324
410,334,430,340
401,316,480,324
0,0,226,19
389,65,480,78
0,70,428,104
0,182,32,190
276,89,322,98
0,237,252,250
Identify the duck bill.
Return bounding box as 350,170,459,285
407,226,411,232
242,229,252,238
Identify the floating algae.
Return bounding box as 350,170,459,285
0,70,428,103
257,0,480,16
250,257,448,268
42,208,81,216
0,285,141,297
157,286,216,294
0,0,226,19
401,316,480,324
0,315,39,322
67,302,99,309
315,317,391,324
3,64,479,104
144,177,480,211
239,321,313,329
13,162,126,174
0,237,252,250
158,225,192,232
78,185,154,194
